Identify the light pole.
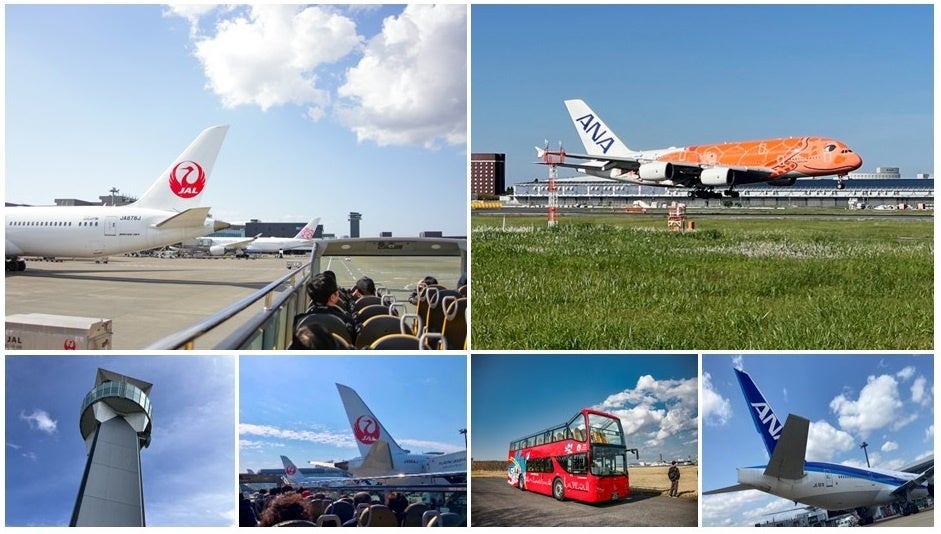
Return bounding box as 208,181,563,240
860,441,870,468
459,428,467,448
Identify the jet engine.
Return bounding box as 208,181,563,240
700,167,740,186
209,245,228,256
638,161,674,181
768,177,797,187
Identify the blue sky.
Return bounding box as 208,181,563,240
471,354,697,463
5,5,467,237
239,355,467,473
472,5,933,186
702,354,934,527
5,355,235,527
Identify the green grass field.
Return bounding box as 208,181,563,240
471,215,933,350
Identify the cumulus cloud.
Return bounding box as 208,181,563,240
731,355,744,370
880,440,898,452
925,425,934,442
911,376,930,406
168,5,466,149
595,374,698,447
896,366,915,381
19,409,57,434
702,372,732,426
336,4,466,148
829,374,902,437
806,420,855,461
189,5,362,117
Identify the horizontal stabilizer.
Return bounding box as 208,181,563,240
764,414,808,480
891,466,934,497
154,207,211,229
702,483,755,495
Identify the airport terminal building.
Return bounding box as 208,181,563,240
509,175,933,209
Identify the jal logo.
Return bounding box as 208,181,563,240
169,161,206,199
64,338,77,350
285,464,297,476
574,113,615,155
354,415,380,444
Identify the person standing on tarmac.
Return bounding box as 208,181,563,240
668,460,680,498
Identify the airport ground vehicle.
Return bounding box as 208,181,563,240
507,408,638,503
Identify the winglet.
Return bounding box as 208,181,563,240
132,125,229,211
734,368,785,457
564,99,632,157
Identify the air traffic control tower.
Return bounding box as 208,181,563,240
70,368,153,527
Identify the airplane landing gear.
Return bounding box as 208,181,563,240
6,257,27,272
836,175,847,190
688,189,723,199
723,189,740,198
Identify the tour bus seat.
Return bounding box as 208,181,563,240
438,512,463,527
424,288,461,334
403,502,429,527
361,504,398,527
356,304,392,324
308,499,327,520
441,297,467,351
421,510,439,527
324,500,355,523
356,315,407,349
353,295,382,313
295,313,353,344
316,514,342,527
369,334,431,351
274,519,317,527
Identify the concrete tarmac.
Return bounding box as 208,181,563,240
864,507,933,527
6,254,461,349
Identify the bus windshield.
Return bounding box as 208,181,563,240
587,413,625,446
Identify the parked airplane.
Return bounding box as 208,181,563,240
280,455,354,487
326,383,466,481
5,125,229,271
243,217,321,254
704,368,933,525
539,99,862,199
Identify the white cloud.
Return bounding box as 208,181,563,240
911,375,930,406
336,4,466,148
239,423,355,448
829,374,902,437
880,440,898,452
702,372,732,426
925,424,934,442
596,374,698,447
186,5,362,115
732,355,744,370
806,420,855,461
896,366,915,381
398,438,463,454
19,409,57,434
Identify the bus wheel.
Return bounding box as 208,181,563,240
517,474,525,491
553,478,566,501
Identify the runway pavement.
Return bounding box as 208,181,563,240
864,507,933,527
6,254,461,349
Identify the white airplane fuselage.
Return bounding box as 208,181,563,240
5,205,216,258
345,449,466,477
738,462,929,510
245,238,314,254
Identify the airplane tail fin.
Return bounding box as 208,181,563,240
293,217,321,240
131,125,229,211
734,368,785,457
564,99,633,157
280,455,300,482
336,383,408,459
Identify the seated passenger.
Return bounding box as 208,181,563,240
352,276,376,299
408,275,439,305
302,272,358,339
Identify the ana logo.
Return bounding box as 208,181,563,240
354,415,380,445
574,113,615,155
751,401,783,440
285,464,297,476
169,161,206,199
63,338,77,350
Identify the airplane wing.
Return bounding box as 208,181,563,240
219,234,260,252
702,483,755,495
155,207,212,229
890,466,934,497
539,149,777,187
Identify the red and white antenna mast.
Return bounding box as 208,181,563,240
542,140,565,227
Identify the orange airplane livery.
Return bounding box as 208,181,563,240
538,99,862,199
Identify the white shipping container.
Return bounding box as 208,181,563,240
6,313,112,350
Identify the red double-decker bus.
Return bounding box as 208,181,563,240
507,408,638,503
